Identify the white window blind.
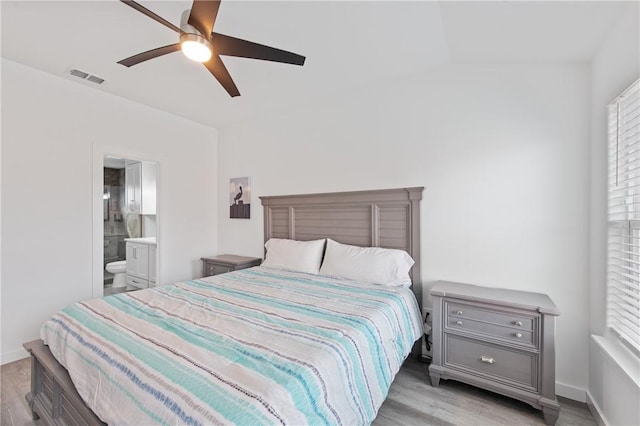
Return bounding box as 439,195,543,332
607,78,640,355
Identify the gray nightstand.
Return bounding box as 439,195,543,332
201,254,262,277
428,281,560,425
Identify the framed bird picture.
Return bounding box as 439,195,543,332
229,177,251,219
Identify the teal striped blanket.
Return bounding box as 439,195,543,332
41,267,422,425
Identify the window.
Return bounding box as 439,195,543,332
607,78,640,355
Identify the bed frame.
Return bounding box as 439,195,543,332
260,186,424,304
24,186,424,425
24,339,105,425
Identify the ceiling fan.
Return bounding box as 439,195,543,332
117,0,306,97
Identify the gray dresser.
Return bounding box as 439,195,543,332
201,254,262,277
429,281,560,425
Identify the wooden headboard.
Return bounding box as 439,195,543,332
260,187,424,305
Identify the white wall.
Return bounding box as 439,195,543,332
217,64,591,398
1,59,218,363
589,3,640,424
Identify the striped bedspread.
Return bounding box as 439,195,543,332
41,267,423,425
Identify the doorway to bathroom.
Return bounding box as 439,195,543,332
103,156,158,296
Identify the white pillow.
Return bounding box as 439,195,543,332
319,239,414,286
262,238,326,275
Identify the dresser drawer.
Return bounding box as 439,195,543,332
446,316,536,348
447,301,537,330
205,263,234,276
444,334,538,392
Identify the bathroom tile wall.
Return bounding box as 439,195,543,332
104,167,127,263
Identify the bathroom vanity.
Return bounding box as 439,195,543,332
125,237,156,289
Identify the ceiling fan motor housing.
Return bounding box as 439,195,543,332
180,9,199,35
180,10,212,49
117,0,305,97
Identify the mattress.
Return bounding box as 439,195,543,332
41,266,423,425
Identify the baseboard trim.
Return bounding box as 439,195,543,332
586,390,609,426
556,381,587,402
1,348,29,365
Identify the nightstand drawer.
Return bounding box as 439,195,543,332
447,301,536,331
206,263,233,276
445,316,536,348
202,255,262,277
444,334,538,392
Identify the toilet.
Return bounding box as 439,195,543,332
105,260,126,288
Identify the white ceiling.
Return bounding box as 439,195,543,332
1,1,632,128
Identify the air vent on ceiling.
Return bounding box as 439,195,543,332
86,75,105,85
67,68,105,85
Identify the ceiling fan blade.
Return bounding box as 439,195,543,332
203,55,240,97
120,0,182,33
188,0,221,38
118,43,182,67
211,33,305,66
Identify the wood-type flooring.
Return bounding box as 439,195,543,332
1,356,596,425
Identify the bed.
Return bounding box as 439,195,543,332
25,187,424,425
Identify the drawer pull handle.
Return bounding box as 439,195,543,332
456,310,463,315
480,356,496,364
455,320,463,326
513,321,523,327
514,333,523,338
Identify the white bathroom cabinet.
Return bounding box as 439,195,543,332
126,242,148,280
125,161,156,215
126,240,156,289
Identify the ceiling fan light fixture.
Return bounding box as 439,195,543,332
118,2,306,97
180,33,212,63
